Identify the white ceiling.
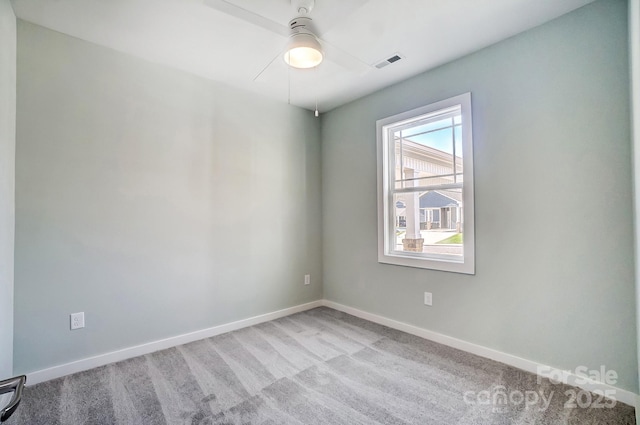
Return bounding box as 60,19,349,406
11,0,595,112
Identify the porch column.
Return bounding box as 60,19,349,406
402,168,423,252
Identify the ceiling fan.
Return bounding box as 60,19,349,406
204,0,372,80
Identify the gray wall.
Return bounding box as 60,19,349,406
322,0,638,393
631,0,640,409
0,0,16,380
14,21,322,374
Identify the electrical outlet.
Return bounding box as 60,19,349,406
424,292,433,306
304,274,311,285
70,312,85,330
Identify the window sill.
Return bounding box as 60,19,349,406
378,252,475,274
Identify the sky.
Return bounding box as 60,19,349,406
400,115,463,157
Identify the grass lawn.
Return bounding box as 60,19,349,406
436,233,463,244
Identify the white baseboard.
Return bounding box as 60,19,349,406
26,300,323,385
321,300,638,407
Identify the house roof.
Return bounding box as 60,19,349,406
419,190,462,209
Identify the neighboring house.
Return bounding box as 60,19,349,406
394,139,464,233
419,190,462,231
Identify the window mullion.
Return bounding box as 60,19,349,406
452,117,457,184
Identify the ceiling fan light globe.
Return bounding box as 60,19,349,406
284,33,323,68
285,47,323,68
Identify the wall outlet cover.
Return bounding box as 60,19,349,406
70,312,85,330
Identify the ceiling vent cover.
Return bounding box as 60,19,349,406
375,54,404,69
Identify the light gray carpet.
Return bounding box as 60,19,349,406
5,307,636,424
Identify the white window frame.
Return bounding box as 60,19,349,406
376,93,475,274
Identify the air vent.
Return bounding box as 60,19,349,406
375,53,404,69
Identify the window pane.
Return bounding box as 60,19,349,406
402,117,452,138
391,189,463,257
393,116,463,190
406,126,453,154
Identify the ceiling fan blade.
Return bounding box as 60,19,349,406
204,0,289,37
319,39,372,74
253,51,283,82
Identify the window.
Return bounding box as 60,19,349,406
376,93,475,274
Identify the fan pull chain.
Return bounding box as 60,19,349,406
314,65,319,117
287,51,291,105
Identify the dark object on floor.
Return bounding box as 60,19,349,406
0,375,26,422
